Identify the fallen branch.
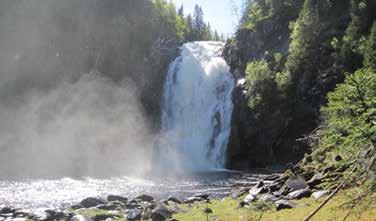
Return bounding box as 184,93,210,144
303,165,357,221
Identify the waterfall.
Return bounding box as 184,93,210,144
160,41,234,171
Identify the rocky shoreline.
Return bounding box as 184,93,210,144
0,163,338,221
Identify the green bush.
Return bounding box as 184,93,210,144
320,68,376,158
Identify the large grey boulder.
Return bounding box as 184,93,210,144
80,197,106,208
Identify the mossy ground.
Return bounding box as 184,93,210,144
173,189,376,221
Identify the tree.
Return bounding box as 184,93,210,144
214,30,220,41
204,22,212,40
284,0,320,96
363,22,376,69
193,4,205,40
320,68,376,157
178,4,184,17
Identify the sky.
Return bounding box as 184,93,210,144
171,0,245,36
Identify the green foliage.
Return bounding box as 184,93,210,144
246,60,276,111
285,0,319,88
363,22,376,69
320,68,376,157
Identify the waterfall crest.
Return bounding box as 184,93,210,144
160,41,234,171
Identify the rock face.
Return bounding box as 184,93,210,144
80,197,106,208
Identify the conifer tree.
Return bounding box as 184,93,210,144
363,22,376,69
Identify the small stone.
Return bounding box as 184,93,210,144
275,200,294,211
107,195,128,203
135,194,154,202
80,197,106,208
312,190,330,199
334,155,342,161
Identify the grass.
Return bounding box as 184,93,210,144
173,189,376,221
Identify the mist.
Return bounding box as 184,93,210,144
0,0,163,179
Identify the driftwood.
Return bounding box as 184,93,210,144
303,165,357,221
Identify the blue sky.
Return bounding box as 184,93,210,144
171,0,245,36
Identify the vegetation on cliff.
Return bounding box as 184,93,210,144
224,0,376,170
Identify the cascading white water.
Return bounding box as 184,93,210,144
160,41,234,171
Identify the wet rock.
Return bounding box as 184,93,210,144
71,215,92,221
151,205,172,221
193,194,209,200
96,204,119,211
285,177,308,192
29,209,50,220
127,208,142,221
167,197,182,204
243,194,257,203
287,188,312,200
125,202,140,209
135,194,154,202
259,194,279,202
249,186,268,195
266,181,283,192
0,207,15,214
184,197,202,204
107,195,128,203
80,197,106,208
275,200,295,211
312,190,330,199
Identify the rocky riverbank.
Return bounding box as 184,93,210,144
2,160,371,221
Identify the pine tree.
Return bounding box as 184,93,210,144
185,14,194,41
178,4,184,17
214,30,220,41
193,4,205,40
285,0,320,92
363,22,376,69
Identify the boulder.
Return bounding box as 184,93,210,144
285,177,308,191
127,208,142,221
151,205,172,221
249,186,268,195
135,194,154,202
193,194,209,200
243,194,257,203
274,200,295,211
0,207,15,214
287,188,312,200
312,190,330,199
80,197,106,208
184,197,202,204
167,197,182,204
107,195,128,203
